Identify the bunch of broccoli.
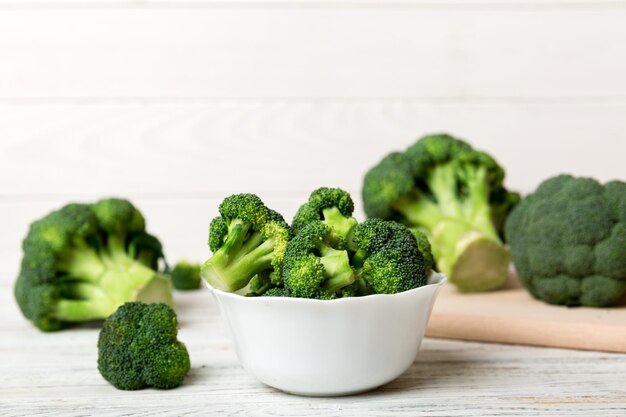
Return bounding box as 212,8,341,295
14,198,174,331
201,188,432,299
362,134,519,292
505,175,626,307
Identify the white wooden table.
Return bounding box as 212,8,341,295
3,278,626,417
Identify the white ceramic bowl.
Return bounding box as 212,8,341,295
205,272,446,396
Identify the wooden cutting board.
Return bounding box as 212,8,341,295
426,273,626,353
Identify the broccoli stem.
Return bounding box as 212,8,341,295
202,224,277,292
322,207,357,247
55,258,173,322
316,242,355,293
393,162,508,292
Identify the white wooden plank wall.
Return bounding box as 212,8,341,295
1,0,625,289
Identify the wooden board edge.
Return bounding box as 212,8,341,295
426,313,626,353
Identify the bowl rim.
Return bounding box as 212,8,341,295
203,271,447,305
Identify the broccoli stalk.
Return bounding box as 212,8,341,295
203,220,277,292
315,238,355,293
202,194,290,293
14,199,174,331
54,238,171,321
392,162,508,292
363,134,519,292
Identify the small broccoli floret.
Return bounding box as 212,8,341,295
14,198,173,331
262,287,291,297
283,221,355,299
505,174,626,307
362,134,518,292
292,187,358,248
97,302,190,390
170,261,201,290
409,228,434,274
352,218,428,294
201,194,290,292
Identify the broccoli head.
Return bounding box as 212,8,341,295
283,218,430,299
352,218,429,294
97,302,190,390
201,194,290,292
170,260,201,290
14,198,173,331
292,187,358,248
282,221,354,299
362,134,519,292
505,174,626,307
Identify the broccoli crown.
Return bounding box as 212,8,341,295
14,198,173,331
283,218,428,299
282,221,352,299
505,174,626,307
352,218,428,294
170,261,201,290
291,187,358,248
262,287,291,297
97,302,190,390
201,194,291,292
362,133,517,292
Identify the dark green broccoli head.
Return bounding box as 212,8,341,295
282,221,354,299
362,152,415,220
292,187,358,248
352,218,428,293
362,133,517,292
201,193,291,292
505,174,626,307
262,287,291,297
97,302,190,390
170,261,201,290
14,198,173,331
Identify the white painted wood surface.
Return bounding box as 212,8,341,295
2,0,626,414
2,8,626,99
3,282,626,417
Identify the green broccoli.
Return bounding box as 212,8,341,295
262,287,291,297
282,221,354,299
97,302,190,390
170,260,201,290
292,187,358,248
362,134,519,292
201,194,290,292
409,228,434,274
352,218,429,294
505,174,626,307
14,198,174,331
282,218,430,299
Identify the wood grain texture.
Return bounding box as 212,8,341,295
2,8,626,99
2,198,626,415
3,281,626,416
427,275,626,353
1,101,624,199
